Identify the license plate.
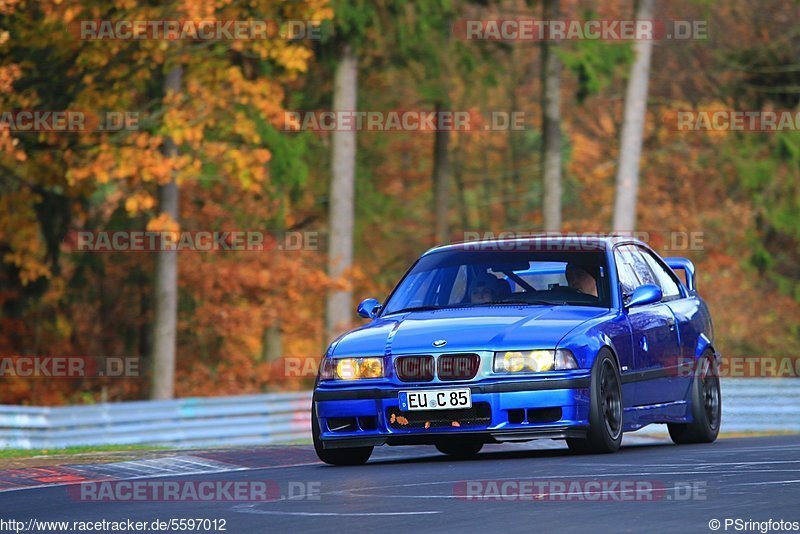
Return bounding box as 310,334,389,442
398,388,472,411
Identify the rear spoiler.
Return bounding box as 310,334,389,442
664,257,696,291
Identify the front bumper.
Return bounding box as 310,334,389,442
314,375,591,449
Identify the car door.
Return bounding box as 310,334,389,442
638,247,697,400
615,245,682,406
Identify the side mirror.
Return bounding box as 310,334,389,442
357,298,382,319
625,284,662,308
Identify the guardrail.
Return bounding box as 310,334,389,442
0,392,312,449
0,379,797,449
719,379,800,433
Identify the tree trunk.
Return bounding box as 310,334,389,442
326,44,358,341
433,101,451,244
506,78,520,226
541,0,562,232
452,134,469,232
613,0,656,232
150,65,182,400
261,324,283,362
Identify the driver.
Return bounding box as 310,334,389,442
565,264,598,297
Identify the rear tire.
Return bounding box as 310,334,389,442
567,349,623,454
435,439,483,459
668,351,721,444
311,402,373,466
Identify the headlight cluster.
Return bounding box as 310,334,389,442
493,349,578,373
319,357,384,380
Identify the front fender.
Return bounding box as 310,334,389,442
557,329,624,371
556,312,632,373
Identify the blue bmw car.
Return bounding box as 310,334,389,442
312,236,721,465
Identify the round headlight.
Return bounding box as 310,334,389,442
503,351,526,372
336,358,359,379
360,358,383,378
527,350,555,372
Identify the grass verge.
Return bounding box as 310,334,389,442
0,445,164,459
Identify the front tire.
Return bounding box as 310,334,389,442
668,351,721,444
567,349,623,454
312,402,373,466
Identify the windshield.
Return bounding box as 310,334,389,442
382,248,611,315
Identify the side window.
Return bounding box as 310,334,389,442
614,248,640,296
622,245,658,287
639,248,682,300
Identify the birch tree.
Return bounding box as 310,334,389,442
150,64,182,400
612,0,656,232
541,0,562,232
326,44,358,341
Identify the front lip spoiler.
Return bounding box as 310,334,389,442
314,376,590,401
320,426,589,449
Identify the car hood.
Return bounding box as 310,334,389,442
330,306,609,356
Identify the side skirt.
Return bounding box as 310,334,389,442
622,400,689,431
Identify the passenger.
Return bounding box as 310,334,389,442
469,275,497,304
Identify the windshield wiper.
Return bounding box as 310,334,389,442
475,299,566,306
386,300,568,315
384,304,464,315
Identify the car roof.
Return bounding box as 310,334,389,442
422,234,649,256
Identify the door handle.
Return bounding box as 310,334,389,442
666,317,676,331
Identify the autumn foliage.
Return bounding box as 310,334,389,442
1,0,798,404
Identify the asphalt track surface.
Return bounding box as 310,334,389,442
1,435,799,534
